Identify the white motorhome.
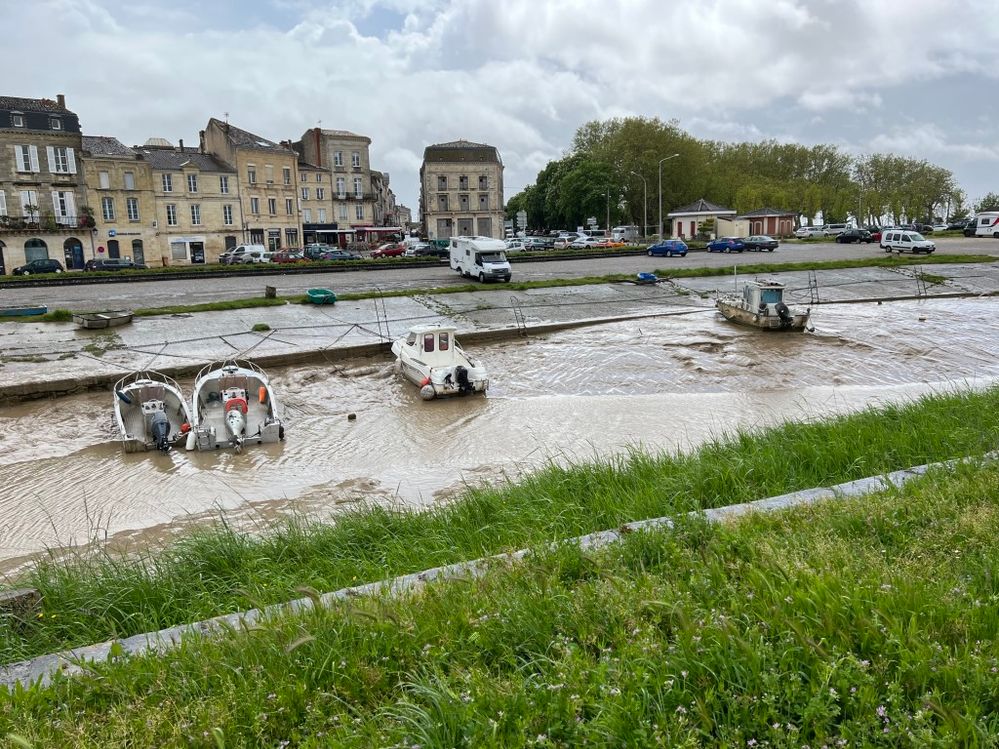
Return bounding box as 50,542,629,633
450,237,512,282
611,225,640,242
971,211,999,238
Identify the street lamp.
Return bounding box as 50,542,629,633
629,171,647,238
658,153,680,239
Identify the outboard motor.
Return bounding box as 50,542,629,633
775,301,792,328
455,365,473,394
150,410,171,452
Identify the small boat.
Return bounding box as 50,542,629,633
307,288,337,305
187,360,284,451
391,325,488,400
113,371,192,453
716,279,812,331
73,310,133,329
0,306,47,317
635,272,659,285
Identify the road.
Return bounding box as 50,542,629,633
3,237,996,310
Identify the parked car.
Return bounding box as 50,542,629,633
303,243,335,261
835,229,873,244
319,249,363,262
569,237,607,249
647,239,688,257
83,258,148,271
880,229,935,254
523,237,554,250
743,235,779,251
931,223,948,232
794,226,826,239
553,234,580,249
220,243,266,265
706,237,745,253
413,243,449,259
822,223,848,236
271,251,305,263
505,239,526,252
947,219,971,231
237,248,272,264
371,242,406,259
963,221,978,237
13,258,64,275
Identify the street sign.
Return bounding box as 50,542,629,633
516,210,527,228
108,229,117,237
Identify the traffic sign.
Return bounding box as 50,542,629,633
108,229,117,237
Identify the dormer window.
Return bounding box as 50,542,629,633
11,113,23,127
50,117,62,130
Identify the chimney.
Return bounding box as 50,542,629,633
179,138,184,151
199,130,206,153
56,93,66,109
314,127,322,167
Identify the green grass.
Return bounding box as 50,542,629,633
3,458,998,746
2,387,998,670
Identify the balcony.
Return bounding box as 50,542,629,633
0,214,95,234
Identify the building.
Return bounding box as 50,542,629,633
371,170,399,226
202,118,301,251
396,204,414,232
0,94,89,273
136,139,239,265
81,136,157,267
667,198,736,239
419,140,504,240
736,207,797,237
295,160,335,246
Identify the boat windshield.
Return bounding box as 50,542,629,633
761,288,783,304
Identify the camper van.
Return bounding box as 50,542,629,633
449,236,512,282
611,225,640,242
971,211,999,238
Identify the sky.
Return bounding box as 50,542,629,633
9,0,999,214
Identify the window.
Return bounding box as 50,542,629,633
126,197,139,221
101,196,115,221
98,171,110,189
285,198,293,215
50,117,62,130
123,171,135,190
247,166,256,184
300,172,308,182
170,242,187,261
282,167,291,185
268,198,277,215
265,165,274,184
478,194,488,209
334,151,343,167
438,194,449,211
353,177,362,198
190,204,201,225
15,145,35,172
316,187,325,200
459,194,469,210
318,208,327,223
48,146,74,174
316,173,322,183
285,228,299,246
0,191,6,217
250,197,260,214
220,175,229,194
20,190,39,220
459,175,468,190
351,151,360,168
223,204,233,225
301,187,309,201
479,175,488,190
336,177,345,197
11,113,23,127
423,333,435,353
187,174,198,193
162,173,173,192
166,203,177,226
52,191,75,224
355,204,363,220
338,203,348,220
437,175,448,190
303,208,312,223
439,332,450,351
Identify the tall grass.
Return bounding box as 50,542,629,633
3,461,998,745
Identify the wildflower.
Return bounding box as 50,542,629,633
608,687,621,696
829,687,838,698
773,722,781,729
267,693,277,701
536,734,547,743
675,705,687,714
784,595,793,603
747,740,757,747
681,670,689,678
876,705,888,718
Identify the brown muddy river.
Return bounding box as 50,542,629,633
1,297,997,568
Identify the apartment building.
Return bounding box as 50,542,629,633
80,136,156,266
419,140,504,240
296,160,336,246
296,128,376,242
0,94,87,272
203,118,301,251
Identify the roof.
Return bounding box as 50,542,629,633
209,118,295,153
668,198,735,216
423,140,501,165
0,95,71,114
297,160,323,171
136,145,235,173
82,135,136,158
320,128,370,141
737,207,796,219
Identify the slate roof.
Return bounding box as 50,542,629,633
423,140,501,164
0,95,71,113
209,118,295,153
737,207,796,219
668,198,735,215
82,135,136,157
136,145,235,172
297,160,323,171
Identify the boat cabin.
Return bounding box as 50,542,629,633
401,326,462,365
741,280,786,311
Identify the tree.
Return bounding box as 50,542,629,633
974,192,999,213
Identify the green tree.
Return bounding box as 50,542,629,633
974,192,999,213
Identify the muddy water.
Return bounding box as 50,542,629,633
1,297,997,567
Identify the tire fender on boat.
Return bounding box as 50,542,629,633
419,384,435,400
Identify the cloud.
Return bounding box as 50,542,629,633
10,0,999,209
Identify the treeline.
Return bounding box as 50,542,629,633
507,117,967,231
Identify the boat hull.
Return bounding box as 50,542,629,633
189,361,284,450
113,373,192,453
1,306,47,317
73,311,133,329
716,300,810,331
391,340,488,400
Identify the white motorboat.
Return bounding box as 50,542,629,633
716,279,812,331
187,360,285,451
113,371,192,453
391,325,488,400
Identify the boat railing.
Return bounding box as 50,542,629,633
114,369,184,394
194,358,269,384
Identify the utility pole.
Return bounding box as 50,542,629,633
658,153,680,239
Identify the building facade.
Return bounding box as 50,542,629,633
0,94,90,273
81,136,157,266
295,160,336,246
137,139,239,265
203,118,301,251
666,198,736,239
419,140,504,240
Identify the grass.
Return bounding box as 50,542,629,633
250,323,271,332
1,386,998,670
3,457,998,746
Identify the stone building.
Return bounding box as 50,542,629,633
396,204,414,232
419,140,504,240
202,118,301,251
136,139,239,265
295,159,335,246
80,136,156,266
0,94,89,273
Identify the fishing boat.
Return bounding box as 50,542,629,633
187,360,284,451
113,371,192,453
306,288,337,305
0,305,47,317
73,310,133,330
716,279,812,331
391,325,488,400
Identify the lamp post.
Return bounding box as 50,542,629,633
629,171,647,238
658,153,680,239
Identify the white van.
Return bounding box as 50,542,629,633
971,211,999,238
240,247,272,264
450,237,512,282
880,229,935,254
611,225,640,242
222,243,266,265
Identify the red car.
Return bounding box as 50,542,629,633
371,242,406,258
272,250,305,263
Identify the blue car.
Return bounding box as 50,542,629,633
647,239,688,257
706,237,745,253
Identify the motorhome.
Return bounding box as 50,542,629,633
971,211,999,238
449,236,512,282
611,225,640,242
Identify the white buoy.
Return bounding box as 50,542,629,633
185,431,197,451
419,384,436,401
